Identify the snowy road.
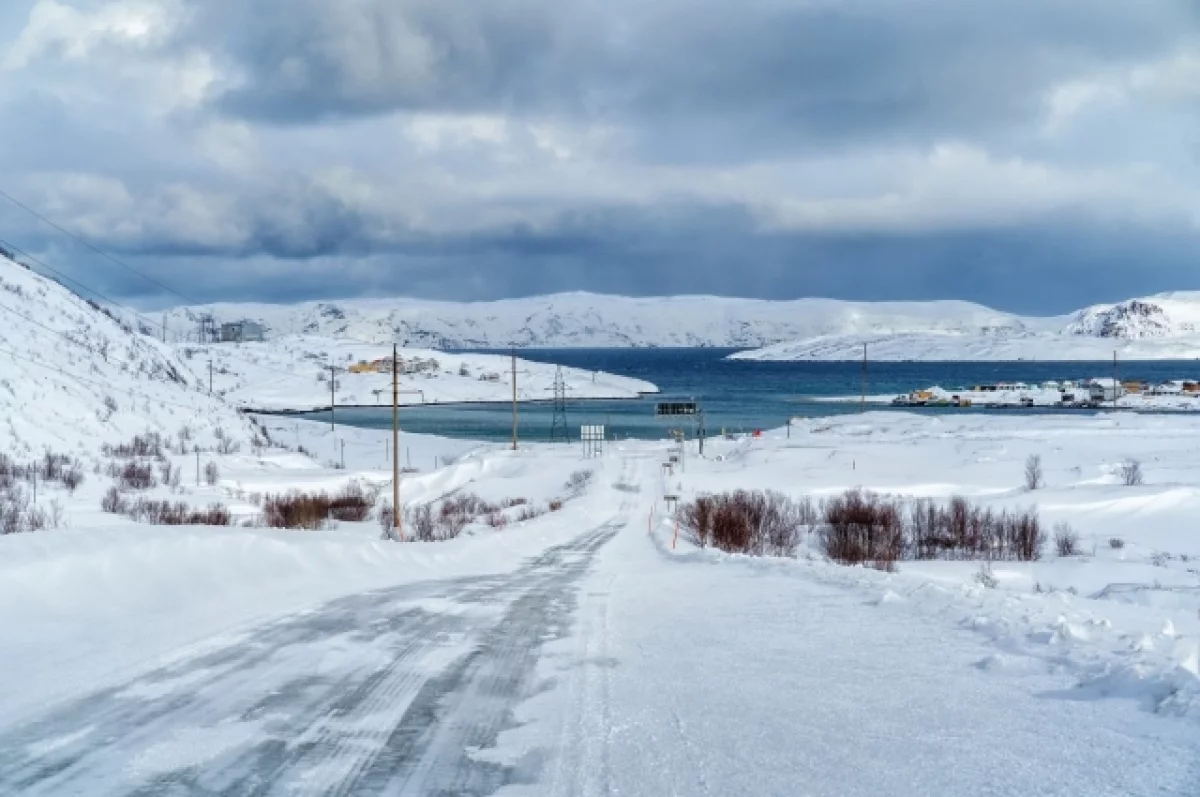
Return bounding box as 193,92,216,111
0,508,628,796
3,453,1199,796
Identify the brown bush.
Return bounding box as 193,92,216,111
548,499,564,512
117,462,156,491
328,483,371,522
679,490,803,557
823,489,1044,566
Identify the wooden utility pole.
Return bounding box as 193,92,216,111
208,360,213,395
511,347,519,451
328,364,338,433
392,344,402,541
861,343,867,413
162,313,167,343
1113,351,1118,409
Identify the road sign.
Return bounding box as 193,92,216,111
581,425,605,458
656,401,698,417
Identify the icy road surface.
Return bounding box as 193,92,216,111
2,455,1198,796
0,513,625,796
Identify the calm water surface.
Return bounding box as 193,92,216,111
292,349,1200,442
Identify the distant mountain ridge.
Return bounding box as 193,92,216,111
154,292,1038,349
147,290,1200,360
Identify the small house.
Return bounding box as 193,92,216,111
219,320,266,343
1087,378,1124,403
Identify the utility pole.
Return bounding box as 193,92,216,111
328,364,338,433
861,343,867,414
208,360,213,395
1113,350,1118,409
511,347,519,451
340,439,345,470
162,313,167,343
195,445,200,486
392,344,402,541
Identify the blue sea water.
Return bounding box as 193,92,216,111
294,349,1200,442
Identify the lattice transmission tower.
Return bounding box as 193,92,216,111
550,366,570,443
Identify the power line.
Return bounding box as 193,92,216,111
0,185,198,305
0,345,217,412
0,237,174,339
0,299,149,374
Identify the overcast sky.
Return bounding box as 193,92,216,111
0,0,1197,313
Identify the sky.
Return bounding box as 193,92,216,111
0,0,1197,314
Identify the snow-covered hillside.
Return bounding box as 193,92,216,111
152,293,1033,349
0,255,255,454
731,329,1200,362
155,290,1200,360
189,336,658,412
735,292,1200,361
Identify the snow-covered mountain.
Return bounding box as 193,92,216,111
142,290,1200,360
152,294,1034,349
736,292,1200,361
0,255,256,454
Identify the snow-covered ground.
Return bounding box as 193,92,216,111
3,399,1200,791
0,255,256,453
183,335,657,411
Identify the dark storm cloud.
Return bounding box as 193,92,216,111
195,0,1196,155
1,0,1198,314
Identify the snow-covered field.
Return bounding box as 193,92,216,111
2,410,1200,794
184,335,657,411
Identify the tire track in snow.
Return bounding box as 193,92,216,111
0,516,625,796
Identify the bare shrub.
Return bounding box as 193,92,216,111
1120,459,1143,487
126,498,232,526
681,495,715,548
101,486,129,514
516,505,545,523
822,488,906,568
378,499,395,538
1054,522,1081,557
501,497,529,508
1024,454,1043,491
1109,537,1125,550
117,462,156,490
565,470,594,495
485,512,508,529
680,490,804,557
409,504,437,542
822,490,1043,565
61,466,84,493
215,427,241,455
975,563,999,589
204,461,220,486
548,499,563,512
103,432,165,459
261,485,371,529
328,484,371,522
263,492,331,530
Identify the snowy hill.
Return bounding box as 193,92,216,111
143,290,1200,361
153,294,1032,349
736,293,1200,361
189,335,658,412
0,255,256,454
